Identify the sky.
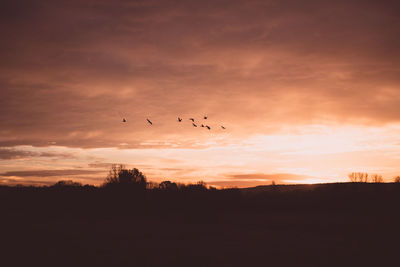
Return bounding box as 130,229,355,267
1,0,400,187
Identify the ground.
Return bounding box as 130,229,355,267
1,183,399,266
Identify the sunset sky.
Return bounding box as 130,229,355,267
1,0,400,187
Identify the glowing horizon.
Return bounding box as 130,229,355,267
1,123,400,187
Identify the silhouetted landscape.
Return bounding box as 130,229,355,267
1,166,400,266
2,1,400,266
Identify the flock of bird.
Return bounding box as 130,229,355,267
122,116,226,130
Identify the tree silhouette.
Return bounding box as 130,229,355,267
371,174,383,183
348,172,369,182
159,180,178,191
184,181,208,192
53,180,82,187
103,164,147,190
348,172,383,183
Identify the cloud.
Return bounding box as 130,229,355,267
0,178,55,186
227,173,317,181
209,173,320,187
209,180,272,188
0,0,399,149
88,162,116,169
0,169,104,177
215,172,317,186
0,147,75,160
0,148,37,160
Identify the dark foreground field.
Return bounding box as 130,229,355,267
1,183,400,267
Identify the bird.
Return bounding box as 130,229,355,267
146,118,153,125
221,126,226,129
192,123,197,127
206,125,211,130
178,117,182,122
189,118,195,122
204,116,208,120
201,124,205,127
122,118,127,122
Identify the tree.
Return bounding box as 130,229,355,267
146,181,159,189
53,180,82,187
348,172,357,182
348,172,383,183
103,164,147,190
394,176,400,183
348,172,368,183
371,174,383,183
159,181,178,191
184,181,208,192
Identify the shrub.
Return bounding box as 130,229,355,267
53,180,82,187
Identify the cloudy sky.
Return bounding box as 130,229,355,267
1,0,400,186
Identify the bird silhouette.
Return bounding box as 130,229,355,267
201,124,204,127
192,123,197,127
189,118,195,122
206,125,211,130
178,117,182,122
204,116,208,119
122,118,127,122
221,126,226,129
146,118,153,125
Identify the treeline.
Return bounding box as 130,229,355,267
52,166,400,191
102,164,215,192
49,165,216,193
6,165,400,191
2,166,400,221
348,172,400,183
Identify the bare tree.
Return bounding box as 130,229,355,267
394,176,400,183
348,172,369,183
146,181,159,189
348,172,357,182
104,164,123,184
371,174,383,183
359,173,365,182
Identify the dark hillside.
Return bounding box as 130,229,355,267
1,183,399,267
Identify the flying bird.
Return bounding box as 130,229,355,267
146,118,153,125
201,124,205,127
178,117,182,122
204,116,208,119
122,118,127,122
206,125,211,130
189,118,195,122
221,126,226,129
192,123,197,127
